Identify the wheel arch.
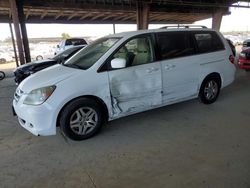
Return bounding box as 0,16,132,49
200,72,222,90
56,95,109,127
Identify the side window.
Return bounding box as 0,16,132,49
111,36,153,68
194,32,224,53
65,39,72,46
157,32,195,60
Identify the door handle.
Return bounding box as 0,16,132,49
165,64,176,70
146,67,159,73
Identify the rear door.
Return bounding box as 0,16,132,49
156,31,199,103
106,35,162,116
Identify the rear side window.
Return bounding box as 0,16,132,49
194,32,224,53
156,32,196,60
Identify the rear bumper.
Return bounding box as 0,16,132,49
238,60,250,70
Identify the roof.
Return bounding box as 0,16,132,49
0,0,239,24
105,27,216,39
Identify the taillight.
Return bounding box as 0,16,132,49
229,55,235,64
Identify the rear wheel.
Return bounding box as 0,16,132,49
59,98,104,140
199,76,221,104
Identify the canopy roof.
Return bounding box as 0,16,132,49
0,0,239,24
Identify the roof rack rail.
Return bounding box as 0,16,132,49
160,25,207,29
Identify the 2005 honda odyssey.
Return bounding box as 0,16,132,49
13,27,236,140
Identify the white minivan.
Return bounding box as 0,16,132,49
13,28,236,140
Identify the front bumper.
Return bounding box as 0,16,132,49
13,97,57,136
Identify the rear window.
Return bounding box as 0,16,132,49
65,39,87,46
194,32,224,53
243,41,250,47
156,31,196,60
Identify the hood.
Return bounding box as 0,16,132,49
19,64,81,92
16,59,56,72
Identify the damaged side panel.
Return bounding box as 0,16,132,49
108,63,162,117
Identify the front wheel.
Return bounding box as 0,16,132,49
199,76,220,104
59,98,104,141
0,71,5,80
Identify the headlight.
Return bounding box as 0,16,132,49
23,85,56,105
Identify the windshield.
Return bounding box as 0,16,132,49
64,37,120,70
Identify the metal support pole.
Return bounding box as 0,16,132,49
136,2,149,30
113,23,116,34
9,0,25,65
212,10,223,31
16,0,31,63
9,21,19,67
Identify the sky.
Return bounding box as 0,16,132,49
0,3,250,41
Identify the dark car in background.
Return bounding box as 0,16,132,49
242,39,250,51
14,45,84,84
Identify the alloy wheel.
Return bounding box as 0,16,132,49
69,107,98,135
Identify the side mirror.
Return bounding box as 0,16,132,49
111,58,126,69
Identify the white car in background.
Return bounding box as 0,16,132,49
30,47,55,61
55,38,87,55
0,50,13,63
13,28,236,141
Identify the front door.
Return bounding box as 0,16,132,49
107,35,162,116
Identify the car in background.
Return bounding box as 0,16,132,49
30,48,55,61
242,39,250,51
55,38,87,55
14,45,84,84
0,50,13,63
238,48,250,71
226,38,236,57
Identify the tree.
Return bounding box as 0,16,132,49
61,33,70,39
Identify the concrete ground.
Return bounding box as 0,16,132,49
0,64,250,188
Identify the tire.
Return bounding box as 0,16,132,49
0,71,5,80
199,76,221,104
36,55,43,60
59,98,104,141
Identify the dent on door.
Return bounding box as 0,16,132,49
108,65,162,116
